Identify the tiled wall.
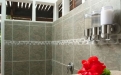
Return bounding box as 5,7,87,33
4,20,52,75
4,0,121,75
52,0,121,75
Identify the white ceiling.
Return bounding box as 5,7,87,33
36,0,58,3
5,0,58,3
3,0,61,5
0,0,62,6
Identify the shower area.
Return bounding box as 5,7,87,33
2,0,121,75
4,21,52,75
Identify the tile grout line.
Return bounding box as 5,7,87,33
54,24,56,74
53,24,56,74
54,25,56,75
54,60,66,66
62,18,64,75
53,7,90,27
12,21,13,75
53,25,55,75
72,14,75,69
53,59,79,70
52,25,54,75
53,59,79,71
10,60,51,62
83,1,90,57
89,3,92,57
29,22,30,75
90,0,103,7
45,23,47,75
55,30,56,61
53,60,69,67
52,24,53,75
53,0,103,27
90,44,91,57
5,20,53,24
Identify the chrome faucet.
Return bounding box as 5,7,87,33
67,62,74,74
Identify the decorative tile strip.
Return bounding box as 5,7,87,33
5,38,89,45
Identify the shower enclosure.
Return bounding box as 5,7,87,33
4,20,52,75
2,0,121,75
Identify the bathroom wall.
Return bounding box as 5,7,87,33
4,20,52,75
4,0,121,75
52,0,121,75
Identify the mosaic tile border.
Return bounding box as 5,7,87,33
5,38,121,45
5,38,89,45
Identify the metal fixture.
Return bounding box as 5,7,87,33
84,6,121,42
101,25,111,40
101,24,121,40
84,14,92,40
67,62,74,74
91,27,100,41
84,28,92,40
84,23,120,41
92,27,97,40
100,6,113,40
91,11,101,41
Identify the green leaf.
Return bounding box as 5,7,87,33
102,68,111,75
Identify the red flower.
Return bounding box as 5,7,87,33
78,56,106,75
88,56,98,64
